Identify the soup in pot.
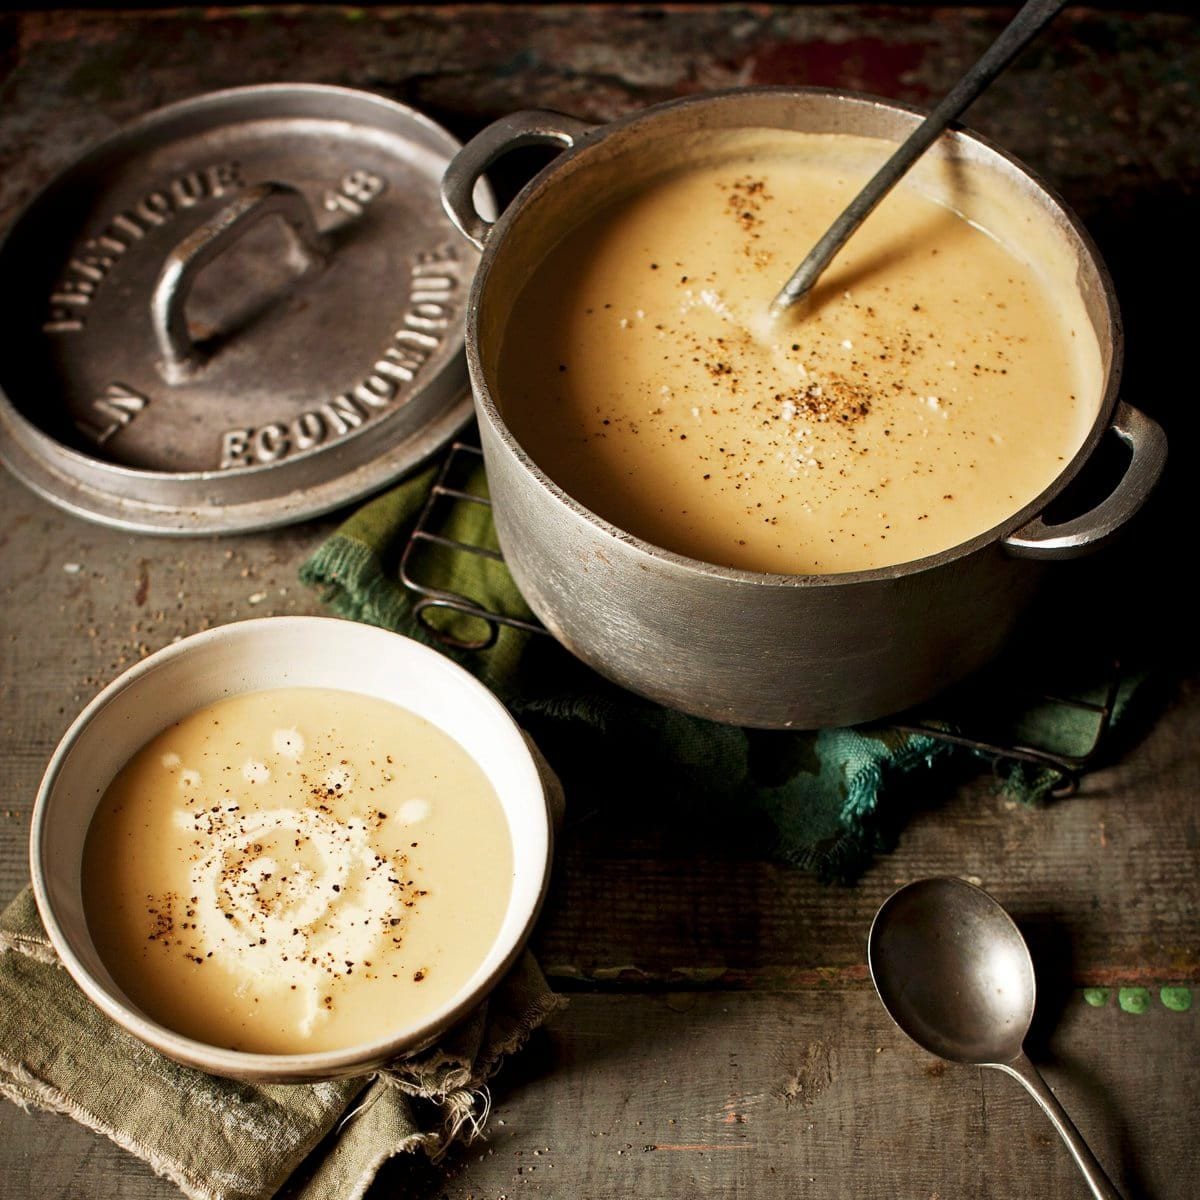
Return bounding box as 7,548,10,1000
497,130,1103,574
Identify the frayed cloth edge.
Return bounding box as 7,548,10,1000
0,1055,359,1200
0,931,58,964
385,990,568,1106
0,1060,229,1200
341,1131,439,1200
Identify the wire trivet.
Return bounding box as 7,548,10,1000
399,443,547,651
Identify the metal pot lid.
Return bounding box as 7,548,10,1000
0,83,488,535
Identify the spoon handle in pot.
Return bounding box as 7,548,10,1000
770,0,1067,315
991,1053,1124,1200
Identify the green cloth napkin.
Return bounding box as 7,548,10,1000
0,744,566,1200
301,459,1142,882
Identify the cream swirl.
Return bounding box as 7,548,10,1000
174,804,411,1035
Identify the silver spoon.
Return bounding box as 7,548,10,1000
868,877,1123,1200
770,0,1067,319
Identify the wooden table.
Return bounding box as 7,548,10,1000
1,7,1196,1198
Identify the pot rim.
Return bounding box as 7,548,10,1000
465,84,1124,587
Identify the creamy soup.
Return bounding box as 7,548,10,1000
497,130,1103,574
82,688,512,1054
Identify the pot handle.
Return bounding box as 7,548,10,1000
1003,401,1167,559
441,110,598,250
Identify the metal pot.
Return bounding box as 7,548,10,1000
441,88,1166,729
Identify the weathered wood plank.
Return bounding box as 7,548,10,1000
429,991,1196,1200
0,471,335,901
2,7,1197,230
2,991,1193,1199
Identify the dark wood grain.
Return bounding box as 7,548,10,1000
3,991,1194,1199
423,990,1194,1200
1,6,1197,1199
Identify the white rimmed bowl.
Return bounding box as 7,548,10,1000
30,616,552,1082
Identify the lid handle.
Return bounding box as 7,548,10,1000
151,182,328,384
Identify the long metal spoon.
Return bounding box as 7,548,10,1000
868,877,1123,1200
770,0,1067,319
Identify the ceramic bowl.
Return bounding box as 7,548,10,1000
30,615,552,1082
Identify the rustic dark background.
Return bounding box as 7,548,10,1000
0,6,1197,1199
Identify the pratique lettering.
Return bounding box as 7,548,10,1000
43,162,245,334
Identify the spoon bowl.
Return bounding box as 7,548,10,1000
868,877,1123,1200
868,876,1035,1064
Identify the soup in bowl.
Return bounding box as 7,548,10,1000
31,617,552,1081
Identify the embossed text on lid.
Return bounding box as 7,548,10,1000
0,84,489,534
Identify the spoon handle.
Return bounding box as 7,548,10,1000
770,0,1067,316
992,1053,1124,1200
